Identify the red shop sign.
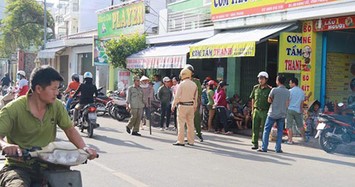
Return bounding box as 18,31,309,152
314,15,355,32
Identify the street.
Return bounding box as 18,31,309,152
58,116,355,187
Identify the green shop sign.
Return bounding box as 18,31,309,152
98,1,145,39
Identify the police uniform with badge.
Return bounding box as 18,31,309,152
249,71,272,149
126,76,145,136
171,67,198,146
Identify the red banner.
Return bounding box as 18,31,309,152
314,15,355,32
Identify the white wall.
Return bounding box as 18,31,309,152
78,0,112,32
145,0,166,34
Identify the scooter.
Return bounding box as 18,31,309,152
95,87,112,116
315,103,355,153
1,141,98,187
75,103,99,138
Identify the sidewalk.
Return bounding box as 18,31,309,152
231,128,355,156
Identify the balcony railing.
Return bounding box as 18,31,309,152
167,6,213,32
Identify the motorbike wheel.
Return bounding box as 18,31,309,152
108,105,116,119
319,128,338,153
87,120,94,138
96,103,106,116
114,110,126,121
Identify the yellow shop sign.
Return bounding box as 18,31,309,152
190,42,255,59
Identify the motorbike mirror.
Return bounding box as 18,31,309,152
338,102,344,107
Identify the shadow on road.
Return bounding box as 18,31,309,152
93,134,153,150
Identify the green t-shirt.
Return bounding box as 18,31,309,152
0,94,72,167
249,84,272,110
207,89,215,106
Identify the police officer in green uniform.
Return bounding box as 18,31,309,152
249,71,272,149
126,76,145,136
186,65,203,142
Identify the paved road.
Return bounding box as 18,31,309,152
54,116,355,187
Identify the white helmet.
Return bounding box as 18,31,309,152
17,70,26,77
83,72,93,79
257,71,269,79
140,75,149,82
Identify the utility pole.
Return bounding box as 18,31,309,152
111,0,114,5
43,0,47,49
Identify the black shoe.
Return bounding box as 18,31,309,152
257,149,267,152
132,132,141,136
126,126,131,134
197,134,203,142
173,143,185,146
187,143,194,146
275,150,283,153
251,145,258,150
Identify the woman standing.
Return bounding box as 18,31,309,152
206,80,217,132
214,81,230,134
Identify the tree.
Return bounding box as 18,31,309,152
104,33,147,74
0,0,55,57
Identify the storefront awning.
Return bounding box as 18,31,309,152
190,23,297,59
126,43,192,69
37,47,66,59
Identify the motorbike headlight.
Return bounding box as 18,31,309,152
38,149,89,166
318,117,328,123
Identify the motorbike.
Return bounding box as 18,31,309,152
94,87,112,116
315,103,355,153
106,97,130,121
1,141,98,187
74,103,99,138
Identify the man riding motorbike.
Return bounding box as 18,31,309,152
73,72,98,126
0,66,97,186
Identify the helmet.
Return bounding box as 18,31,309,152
17,70,26,77
162,77,171,82
185,64,194,73
83,72,93,79
140,75,149,82
257,71,269,79
71,73,79,82
180,68,192,80
208,80,217,86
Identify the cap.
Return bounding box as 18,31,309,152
162,77,171,82
257,71,269,79
140,75,149,81
180,68,192,80
133,75,140,81
219,81,229,87
208,80,217,86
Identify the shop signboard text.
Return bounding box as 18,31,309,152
189,42,255,59
314,15,355,32
278,32,304,73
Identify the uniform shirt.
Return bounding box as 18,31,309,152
288,86,305,113
73,82,98,105
65,81,80,98
250,84,271,110
126,85,144,109
158,85,172,105
0,93,72,168
193,78,202,105
172,79,197,108
18,79,29,97
268,85,290,119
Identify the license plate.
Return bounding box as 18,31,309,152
88,113,97,120
317,123,326,130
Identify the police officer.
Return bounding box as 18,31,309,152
186,64,203,142
126,76,145,136
249,71,272,150
171,67,198,146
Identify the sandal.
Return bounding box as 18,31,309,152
284,141,294,145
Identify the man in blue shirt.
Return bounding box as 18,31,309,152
286,78,306,144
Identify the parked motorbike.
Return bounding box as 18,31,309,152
106,97,130,121
95,87,112,116
73,103,99,138
1,141,98,187
315,103,355,153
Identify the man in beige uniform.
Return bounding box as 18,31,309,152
171,68,197,146
126,76,145,136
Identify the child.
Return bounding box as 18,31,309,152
305,100,321,136
229,107,244,131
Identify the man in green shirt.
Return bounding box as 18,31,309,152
249,71,272,150
126,76,145,136
0,66,97,186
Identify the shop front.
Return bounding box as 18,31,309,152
189,23,297,101
313,15,355,107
